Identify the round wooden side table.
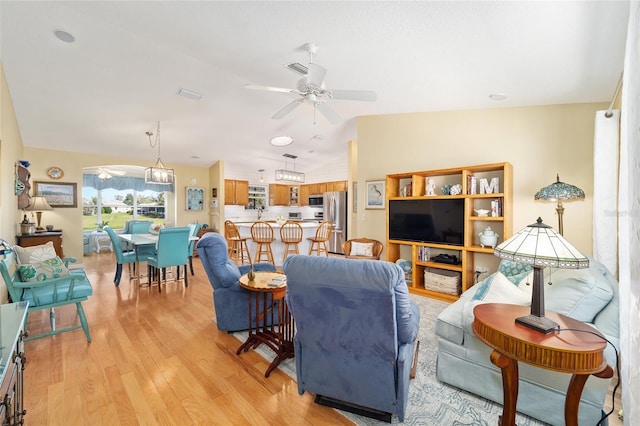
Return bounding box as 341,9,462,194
472,303,613,426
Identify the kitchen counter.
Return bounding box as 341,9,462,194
235,221,321,265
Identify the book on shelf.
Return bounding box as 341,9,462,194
418,246,431,261
467,175,477,194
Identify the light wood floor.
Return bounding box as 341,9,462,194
22,252,624,426
23,253,353,425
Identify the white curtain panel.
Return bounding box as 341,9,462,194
592,110,620,276
619,1,640,423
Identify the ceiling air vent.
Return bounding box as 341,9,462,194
284,62,308,75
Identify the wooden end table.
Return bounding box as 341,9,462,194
237,271,294,377
472,303,613,426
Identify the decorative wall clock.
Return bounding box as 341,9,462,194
46,166,64,179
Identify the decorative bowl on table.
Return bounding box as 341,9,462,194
474,209,490,217
395,259,412,274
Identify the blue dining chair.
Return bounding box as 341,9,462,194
187,223,203,275
146,227,191,292
104,226,137,286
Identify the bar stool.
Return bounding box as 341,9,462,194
224,220,251,265
280,221,303,263
251,221,275,264
307,221,333,256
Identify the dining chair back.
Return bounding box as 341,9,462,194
307,221,333,256
251,221,275,264
280,221,303,263
146,227,190,292
104,226,137,285
187,223,203,275
224,220,252,265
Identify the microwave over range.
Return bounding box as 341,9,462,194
308,195,323,207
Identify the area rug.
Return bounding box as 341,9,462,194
231,295,545,425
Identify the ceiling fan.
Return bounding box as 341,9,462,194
94,168,126,179
245,42,377,124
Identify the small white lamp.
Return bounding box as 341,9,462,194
25,196,53,230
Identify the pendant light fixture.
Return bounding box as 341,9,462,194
145,121,175,185
275,153,305,183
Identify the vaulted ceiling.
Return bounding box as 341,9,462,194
1,1,630,178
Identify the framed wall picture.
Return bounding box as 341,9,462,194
186,187,205,211
34,181,77,208
365,180,385,209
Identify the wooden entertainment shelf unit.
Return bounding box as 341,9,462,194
386,162,512,301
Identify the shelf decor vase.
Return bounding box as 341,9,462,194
247,264,256,281
479,227,499,248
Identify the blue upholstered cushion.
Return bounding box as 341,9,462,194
21,269,93,306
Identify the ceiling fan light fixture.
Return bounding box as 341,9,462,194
270,136,293,147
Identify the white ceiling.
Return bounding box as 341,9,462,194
1,1,630,179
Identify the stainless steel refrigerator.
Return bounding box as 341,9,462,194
323,191,348,254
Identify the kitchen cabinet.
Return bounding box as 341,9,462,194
289,186,300,206
269,184,289,206
308,184,320,195
299,185,310,206
224,179,249,206
330,180,347,192
317,182,328,194
15,231,64,257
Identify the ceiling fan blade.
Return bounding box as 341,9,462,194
108,170,126,176
330,90,377,102
316,102,342,124
272,100,303,119
244,84,296,94
306,63,327,87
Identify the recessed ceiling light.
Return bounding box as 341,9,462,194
270,136,293,147
489,93,507,101
54,30,75,43
178,88,202,100
191,155,200,159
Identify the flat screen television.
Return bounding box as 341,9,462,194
389,198,465,245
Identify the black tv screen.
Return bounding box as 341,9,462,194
389,199,465,245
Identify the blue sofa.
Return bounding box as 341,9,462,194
434,258,619,425
196,232,276,332
283,255,421,422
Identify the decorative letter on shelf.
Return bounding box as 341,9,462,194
479,177,500,194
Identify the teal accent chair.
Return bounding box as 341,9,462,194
146,227,190,292
0,249,93,342
123,219,156,257
104,226,137,286
187,223,203,275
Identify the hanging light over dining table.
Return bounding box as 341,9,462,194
145,121,175,185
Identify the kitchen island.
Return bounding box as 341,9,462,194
235,221,320,266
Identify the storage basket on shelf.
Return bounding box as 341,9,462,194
424,268,461,295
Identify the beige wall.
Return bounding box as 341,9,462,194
23,147,211,260
0,63,25,242
356,102,606,257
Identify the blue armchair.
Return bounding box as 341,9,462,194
283,255,420,422
196,232,276,332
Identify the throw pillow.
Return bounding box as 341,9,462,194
471,271,531,305
351,242,373,257
18,256,70,282
498,259,533,279
545,266,614,323
14,241,58,264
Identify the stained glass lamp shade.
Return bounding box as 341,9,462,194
534,174,585,235
493,217,589,333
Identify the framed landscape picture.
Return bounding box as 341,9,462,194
365,180,385,209
34,181,77,208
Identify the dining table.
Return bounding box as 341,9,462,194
117,233,198,283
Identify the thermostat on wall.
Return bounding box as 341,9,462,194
210,199,218,208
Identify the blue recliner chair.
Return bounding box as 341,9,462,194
196,232,276,332
283,255,421,423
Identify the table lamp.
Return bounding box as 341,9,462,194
493,217,589,333
534,174,585,235
25,196,53,230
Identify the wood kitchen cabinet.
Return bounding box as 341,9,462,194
330,180,348,192
224,179,249,206
269,184,289,206
289,185,300,206
15,231,64,257
299,185,310,206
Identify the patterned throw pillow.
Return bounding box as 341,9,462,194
14,241,58,264
471,271,531,305
498,259,533,283
351,242,373,257
18,256,70,282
